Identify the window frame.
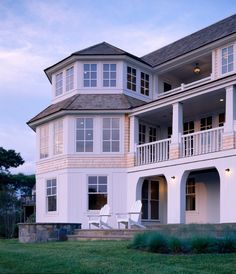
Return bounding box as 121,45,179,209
83,63,97,87
102,117,121,153
186,178,196,211
46,178,57,213
87,175,108,210
103,64,116,87
53,119,63,155
39,124,49,159
127,66,136,91
75,117,94,153
65,66,74,92
221,44,234,75
55,72,63,96
140,72,150,96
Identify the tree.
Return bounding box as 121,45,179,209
0,147,35,238
0,147,24,173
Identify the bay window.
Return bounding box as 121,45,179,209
39,125,49,159
102,118,120,152
53,119,63,155
76,118,93,152
84,64,97,87
103,64,116,87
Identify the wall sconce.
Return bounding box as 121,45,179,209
171,176,176,180
193,63,201,74
225,168,230,173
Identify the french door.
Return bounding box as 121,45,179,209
141,180,159,220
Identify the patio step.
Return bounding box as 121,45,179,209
67,229,145,241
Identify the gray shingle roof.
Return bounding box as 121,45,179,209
28,94,146,124
142,14,236,67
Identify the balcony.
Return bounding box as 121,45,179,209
136,127,224,166
21,195,36,206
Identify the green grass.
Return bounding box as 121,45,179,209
0,239,236,274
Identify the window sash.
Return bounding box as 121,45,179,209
40,125,49,158
76,118,94,152
84,64,97,87
55,72,63,96
186,179,196,211
127,66,136,91
66,67,74,91
46,179,57,212
140,72,149,96
54,120,63,155
103,64,116,87
88,176,107,210
222,45,234,74
102,118,120,152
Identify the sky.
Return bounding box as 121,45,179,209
0,0,236,174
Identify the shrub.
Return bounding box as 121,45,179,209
168,237,183,253
191,237,216,253
146,233,169,253
217,237,236,253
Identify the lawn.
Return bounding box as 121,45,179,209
0,239,236,274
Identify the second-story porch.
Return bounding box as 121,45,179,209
129,82,236,167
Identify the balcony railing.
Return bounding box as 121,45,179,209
181,127,224,157
158,75,212,98
136,138,171,165
21,195,36,206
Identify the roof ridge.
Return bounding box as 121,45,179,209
62,94,80,109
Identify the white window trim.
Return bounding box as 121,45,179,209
101,116,124,154
102,63,117,88
45,178,58,215
220,43,235,77
87,174,109,211
75,116,94,153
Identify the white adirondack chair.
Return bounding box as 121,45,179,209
88,204,111,229
116,200,145,229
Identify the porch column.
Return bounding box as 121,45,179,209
167,171,187,224
223,85,236,150
128,116,139,166
170,102,183,159
218,166,236,223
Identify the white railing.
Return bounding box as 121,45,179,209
181,127,224,157
136,138,171,166
158,75,212,98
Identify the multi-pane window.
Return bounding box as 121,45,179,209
46,179,57,212
102,118,120,152
222,45,234,74
53,119,63,155
219,113,225,127
84,64,97,87
55,72,63,96
149,127,157,142
140,72,149,96
184,121,194,134
66,67,74,91
186,178,196,211
142,180,159,220
127,66,136,91
76,118,93,152
103,64,116,87
139,124,146,144
40,125,49,159
200,116,212,130
88,176,107,210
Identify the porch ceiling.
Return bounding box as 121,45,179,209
138,88,225,125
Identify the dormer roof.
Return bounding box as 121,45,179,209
142,14,236,67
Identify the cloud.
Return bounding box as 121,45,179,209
0,123,35,174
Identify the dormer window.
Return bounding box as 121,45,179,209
66,67,74,91
127,66,136,91
140,72,149,96
222,45,234,74
55,72,63,96
103,64,116,87
84,64,97,87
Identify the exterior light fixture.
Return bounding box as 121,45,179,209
220,98,224,102
225,168,230,173
193,63,201,74
171,176,176,180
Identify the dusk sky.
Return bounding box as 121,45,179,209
0,0,236,174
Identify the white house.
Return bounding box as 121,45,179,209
28,14,236,228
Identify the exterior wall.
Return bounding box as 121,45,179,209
36,168,127,229
186,172,220,224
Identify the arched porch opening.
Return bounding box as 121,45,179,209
181,168,220,224
136,175,168,225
